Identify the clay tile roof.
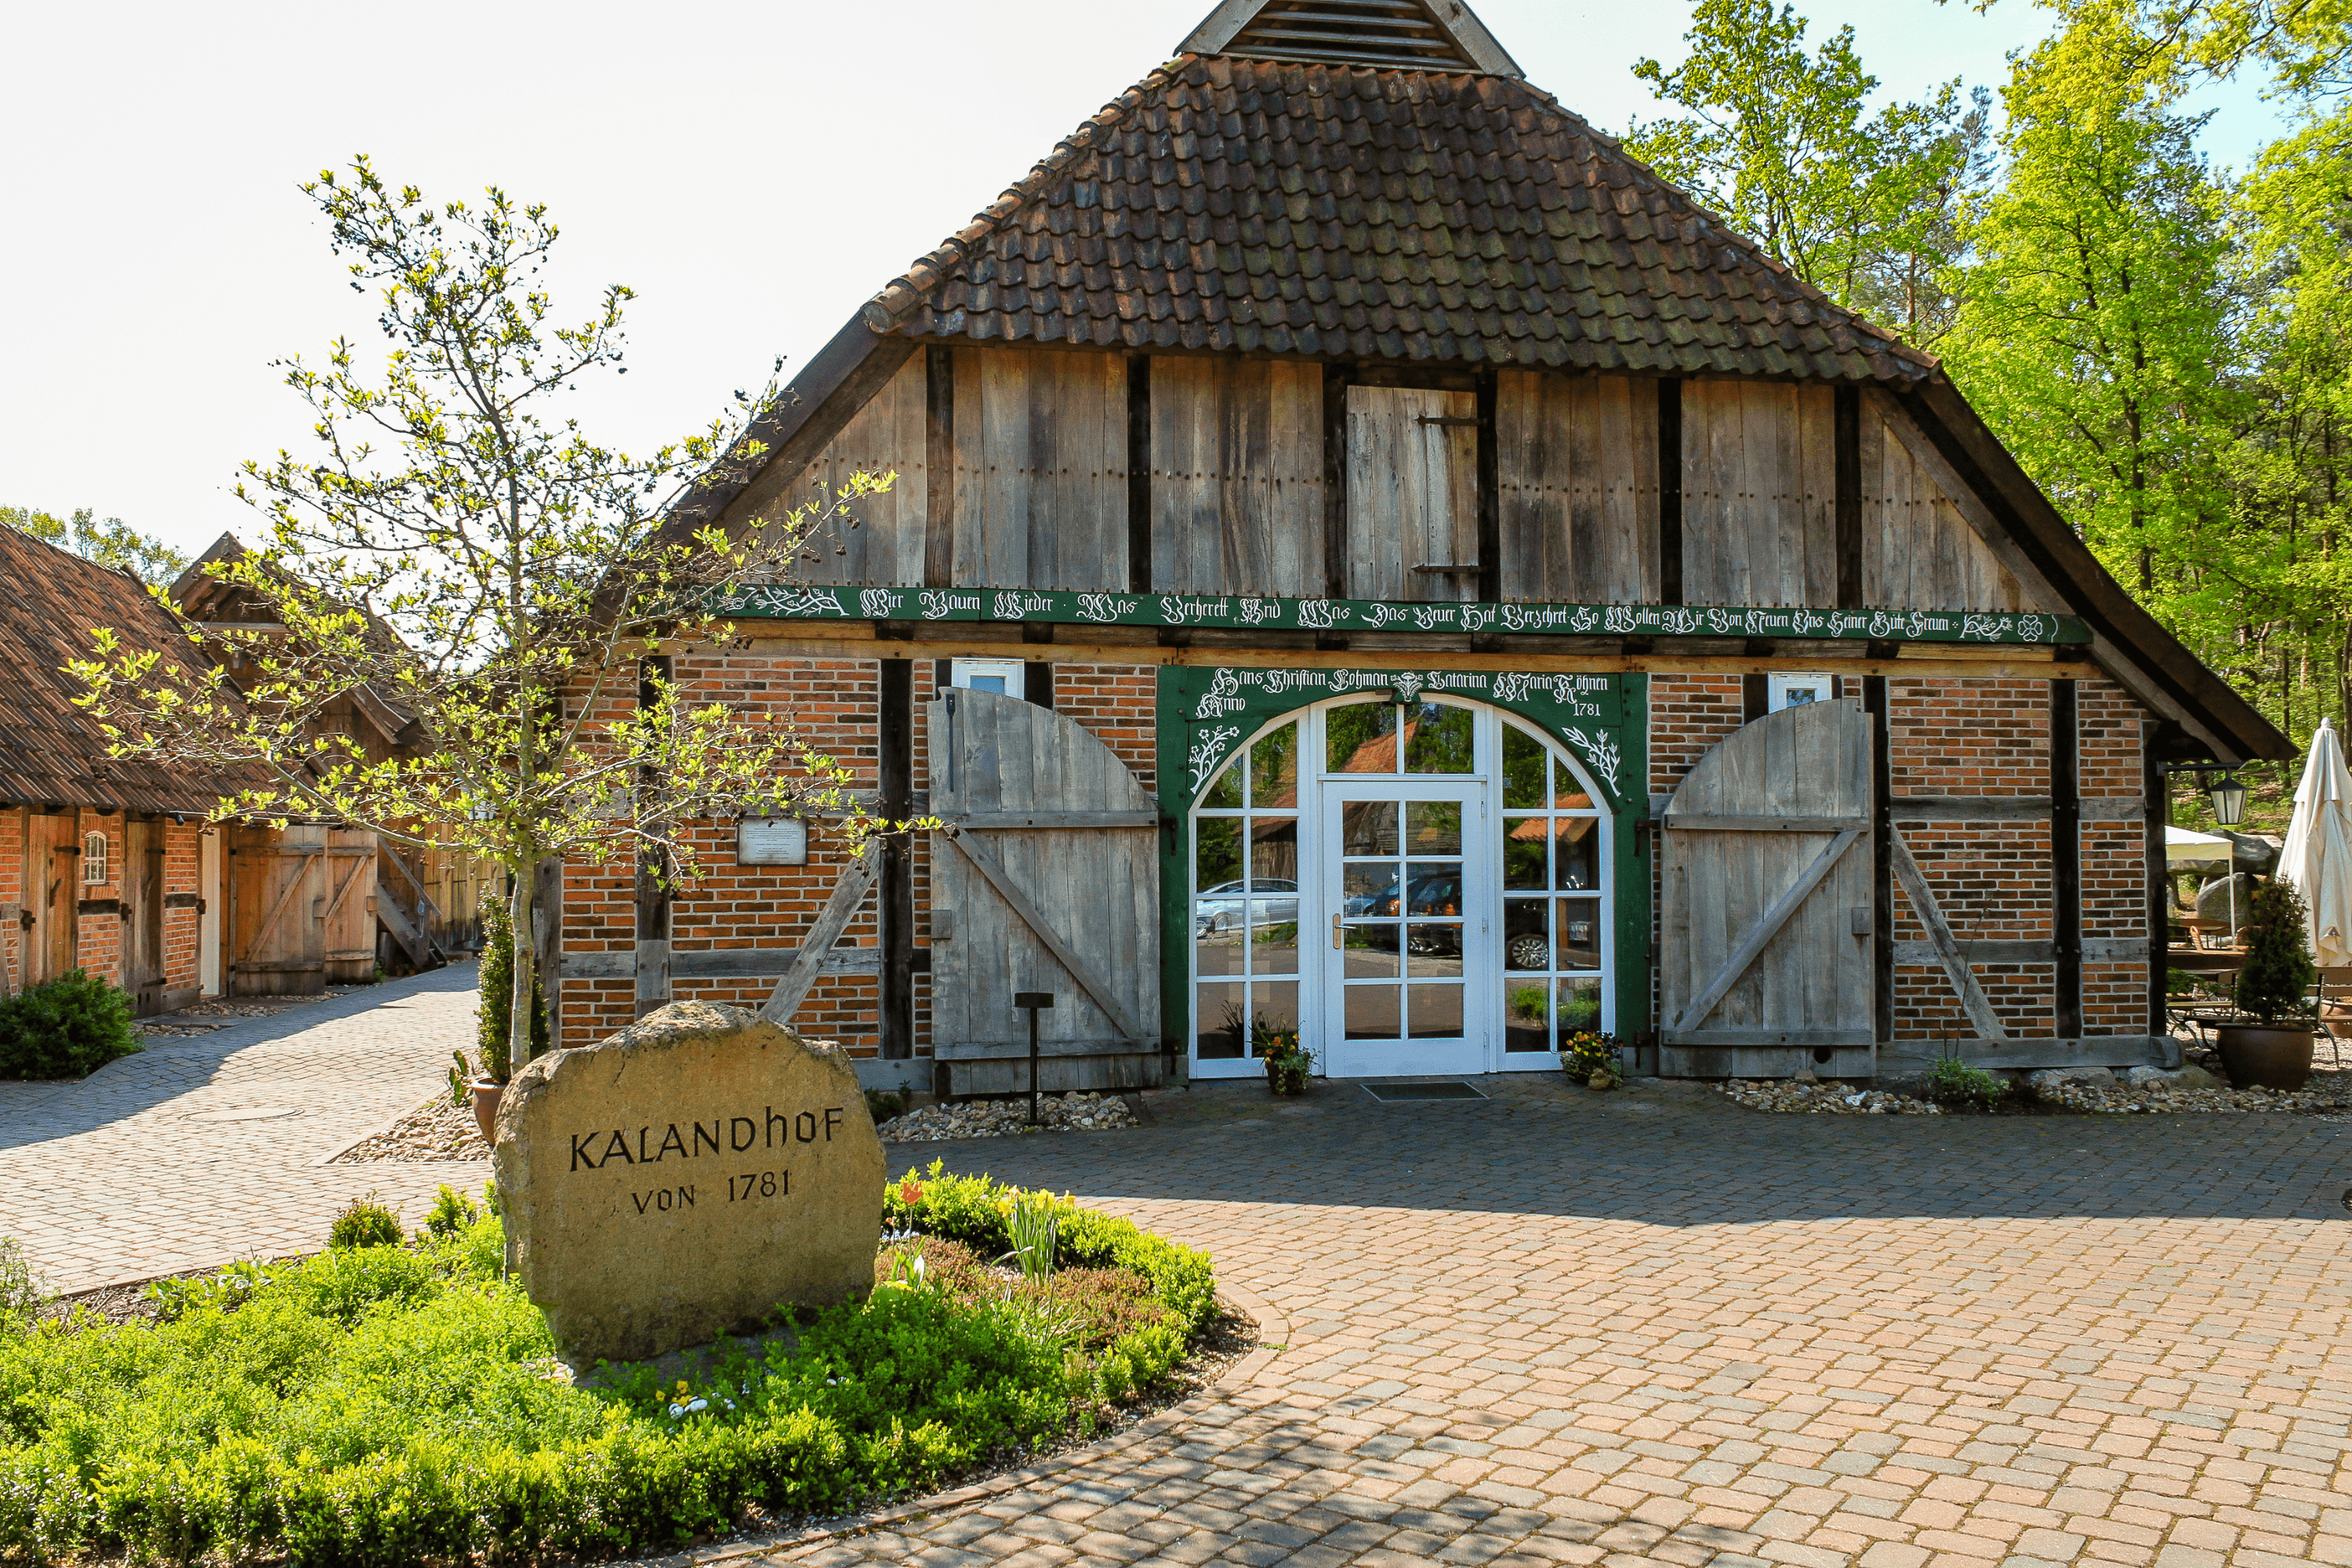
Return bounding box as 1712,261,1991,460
862,54,1937,382
0,528,244,815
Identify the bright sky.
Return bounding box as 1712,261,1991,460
0,0,2287,559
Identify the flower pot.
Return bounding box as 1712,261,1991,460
468,1077,506,1145
1264,1058,1308,1096
2212,1025,2315,1091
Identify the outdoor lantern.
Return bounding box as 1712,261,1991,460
2206,771,2249,828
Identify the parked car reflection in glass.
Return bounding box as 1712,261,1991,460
1193,878,1301,935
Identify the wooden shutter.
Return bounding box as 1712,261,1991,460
1345,386,1478,601
927,688,1160,1095
124,818,165,1015
1659,699,1875,1076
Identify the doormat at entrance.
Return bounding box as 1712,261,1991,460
1362,1081,1488,1102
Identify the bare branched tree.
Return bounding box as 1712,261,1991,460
73,157,892,1073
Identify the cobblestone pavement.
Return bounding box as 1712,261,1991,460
777,1076,2352,1568
0,964,488,1291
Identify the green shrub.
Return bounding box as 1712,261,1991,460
2234,877,2318,1024
863,1086,910,1124
0,969,141,1080
327,1193,404,1250
0,1236,44,1326
474,890,548,1083
423,1184,481,1238
1926,1056,2009,1112
0,1187,1209,1566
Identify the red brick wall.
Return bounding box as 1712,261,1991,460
1647,675,1746,797
1,808,20,996
2078,678,2147,1034
164,821,201,993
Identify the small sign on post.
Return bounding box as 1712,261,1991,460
1014,991,1054,1124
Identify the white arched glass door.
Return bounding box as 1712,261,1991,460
1188,697,1611,1079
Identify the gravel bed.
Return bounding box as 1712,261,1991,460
333,1094,492,1162
878,1092,1138,1142
2030,1078,2352,1115
136,989,372,1038
1719,1081,1943,1115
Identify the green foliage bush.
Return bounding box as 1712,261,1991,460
0,1237,44,1325
0,1175,1213,1566
1926,1056,2009,1112
326,1193,404,1250
2234,877,2318,1024
0,969,141,1080
473,890,548,1083
423,1183,482,1238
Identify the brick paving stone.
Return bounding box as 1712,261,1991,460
774,1077,2352,1568
0,964,488,1291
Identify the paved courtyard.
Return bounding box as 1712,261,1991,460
0,963,485,1291
5,988,2350,1567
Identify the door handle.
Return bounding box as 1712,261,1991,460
1331,914,1343,949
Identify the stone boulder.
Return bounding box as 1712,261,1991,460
2194,873,2259,930
494,1000,885,1364
2026,1066,2115,1094
2123,1064,2225,1091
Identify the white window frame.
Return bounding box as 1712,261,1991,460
1767,672,1835,713
82,830,109,886
948,657,1026,699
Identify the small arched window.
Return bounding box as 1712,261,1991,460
82,831,110,886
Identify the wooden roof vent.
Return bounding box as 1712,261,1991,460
1178,0,1523,77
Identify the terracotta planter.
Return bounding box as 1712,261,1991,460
2212,1025,2315,1091
1264,1058,1308,1096
468,1077,506,1145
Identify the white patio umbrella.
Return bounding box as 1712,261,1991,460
2165,825,2233,864
2278,717,2352,967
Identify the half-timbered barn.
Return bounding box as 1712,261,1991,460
554,0,2289,1090
0,528,216,1015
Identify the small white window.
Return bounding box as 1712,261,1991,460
949,658,1025,699
82,831,109,886
1768,673,1835,713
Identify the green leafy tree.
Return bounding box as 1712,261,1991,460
71,158,894,1072
1624,0,1991,343
1,504,187,585
1941,5,2239,607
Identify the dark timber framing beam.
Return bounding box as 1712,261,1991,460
634,655,674,1020
1866,674,1894,1044
1323,364,1353,600
1127,354,1152,594
2051,679,2082,1037
924,345,955,590
1834,385,1862,610
2144,735,2172,1034
879,660,915,1061
1475,368,1501,604
1657,378,1684,604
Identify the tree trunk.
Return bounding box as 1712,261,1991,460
510,852,541,1068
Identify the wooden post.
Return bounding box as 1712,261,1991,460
1127,354,1152,594
1323,365,1353,601
2051,679,2082,1037
1657,378,1683,604
1834,385,1862,610
880,659,915,1062
1475,368,1501,604
924,345,955,590
1742,673,1769,724
634,655,673,1020
1866,675,1893,1047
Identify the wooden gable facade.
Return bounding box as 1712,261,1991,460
551,0,2289,1090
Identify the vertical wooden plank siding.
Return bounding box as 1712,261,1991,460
1323,365,1352,599
1150,358,1324,596
1862,394,2032,611
1658,379,1683,603
953,347,1128,591
1679,381,1836,607
880,659,915,1062
783,354,927,587
923,346,954,590
1127,355,1152,593
2051,680,2082,1036
1495,372,1659,601
1345,385,1477,601
1475,370,1501,604
1834,387,1862,609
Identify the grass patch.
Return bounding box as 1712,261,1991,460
0,1171,1214,1566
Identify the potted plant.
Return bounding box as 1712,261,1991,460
1257,1022,1314,1095
457,891,548,1141
2218,877,2317,1091
1559,1029,1622,1091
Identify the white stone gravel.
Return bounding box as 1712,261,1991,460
333,1094,492,1162
1717,1080,1942,1116
2028,1075,2352,1115
877,1091,1138,1142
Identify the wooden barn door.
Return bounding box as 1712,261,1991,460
123,818,166,1015
1660,699,1875,1077
25,814,78,985
927,688,1160,1095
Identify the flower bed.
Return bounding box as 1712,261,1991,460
0,1171,1214,1566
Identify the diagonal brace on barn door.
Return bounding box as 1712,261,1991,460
1669,829,1863,1036
759,853,881,1025
1887,828,2009,1042
245,851,323,956
937,826,1149,1044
